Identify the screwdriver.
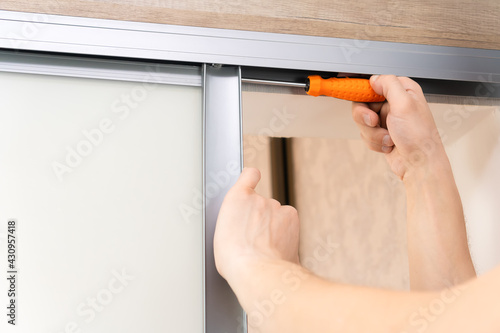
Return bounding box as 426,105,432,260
242,76,386,103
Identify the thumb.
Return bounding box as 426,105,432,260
235,167,261,190
370,75,408,106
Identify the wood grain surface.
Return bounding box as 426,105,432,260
1,0,499,50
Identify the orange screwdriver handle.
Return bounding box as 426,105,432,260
306,75,385,103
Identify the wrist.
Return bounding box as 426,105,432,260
224,256,309,310
402,147,453,189
225,255,292,286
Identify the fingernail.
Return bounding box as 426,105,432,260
382,135,392,146
364,114,371,126
381,146,392,153
370,75,380,82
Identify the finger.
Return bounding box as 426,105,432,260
353,105,393,149
352,102,380,128
352,101,384,118
378,102,390,129
269,198,282,209
397,77,424,96
359,128,394,153
353,103,393,147
361,134,394,153
370,75,409,105
280,205,299,220
235,167,261,190
367,102,385,113
359,125,394,147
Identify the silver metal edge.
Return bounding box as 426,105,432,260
204,65,245,333
202,64,208,333
0,49,202,86
242,78,306,88
238,67,244,188
0,10,499,83
237,66,248,333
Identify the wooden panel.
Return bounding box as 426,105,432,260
1,0,499,50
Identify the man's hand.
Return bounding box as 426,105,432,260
214,167,300,284
352,75,447,180
211,168,500,333
352,75,475,290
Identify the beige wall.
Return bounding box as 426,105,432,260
291,138,409,289
1,0,499,49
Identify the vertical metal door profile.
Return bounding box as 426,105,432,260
203,64,246,333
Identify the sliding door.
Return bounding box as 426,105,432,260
0,53,244,332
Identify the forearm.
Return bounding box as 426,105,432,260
427,265,500,333
403,152,476,290
228,258,436,333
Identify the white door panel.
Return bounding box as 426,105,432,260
0,71,203,332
